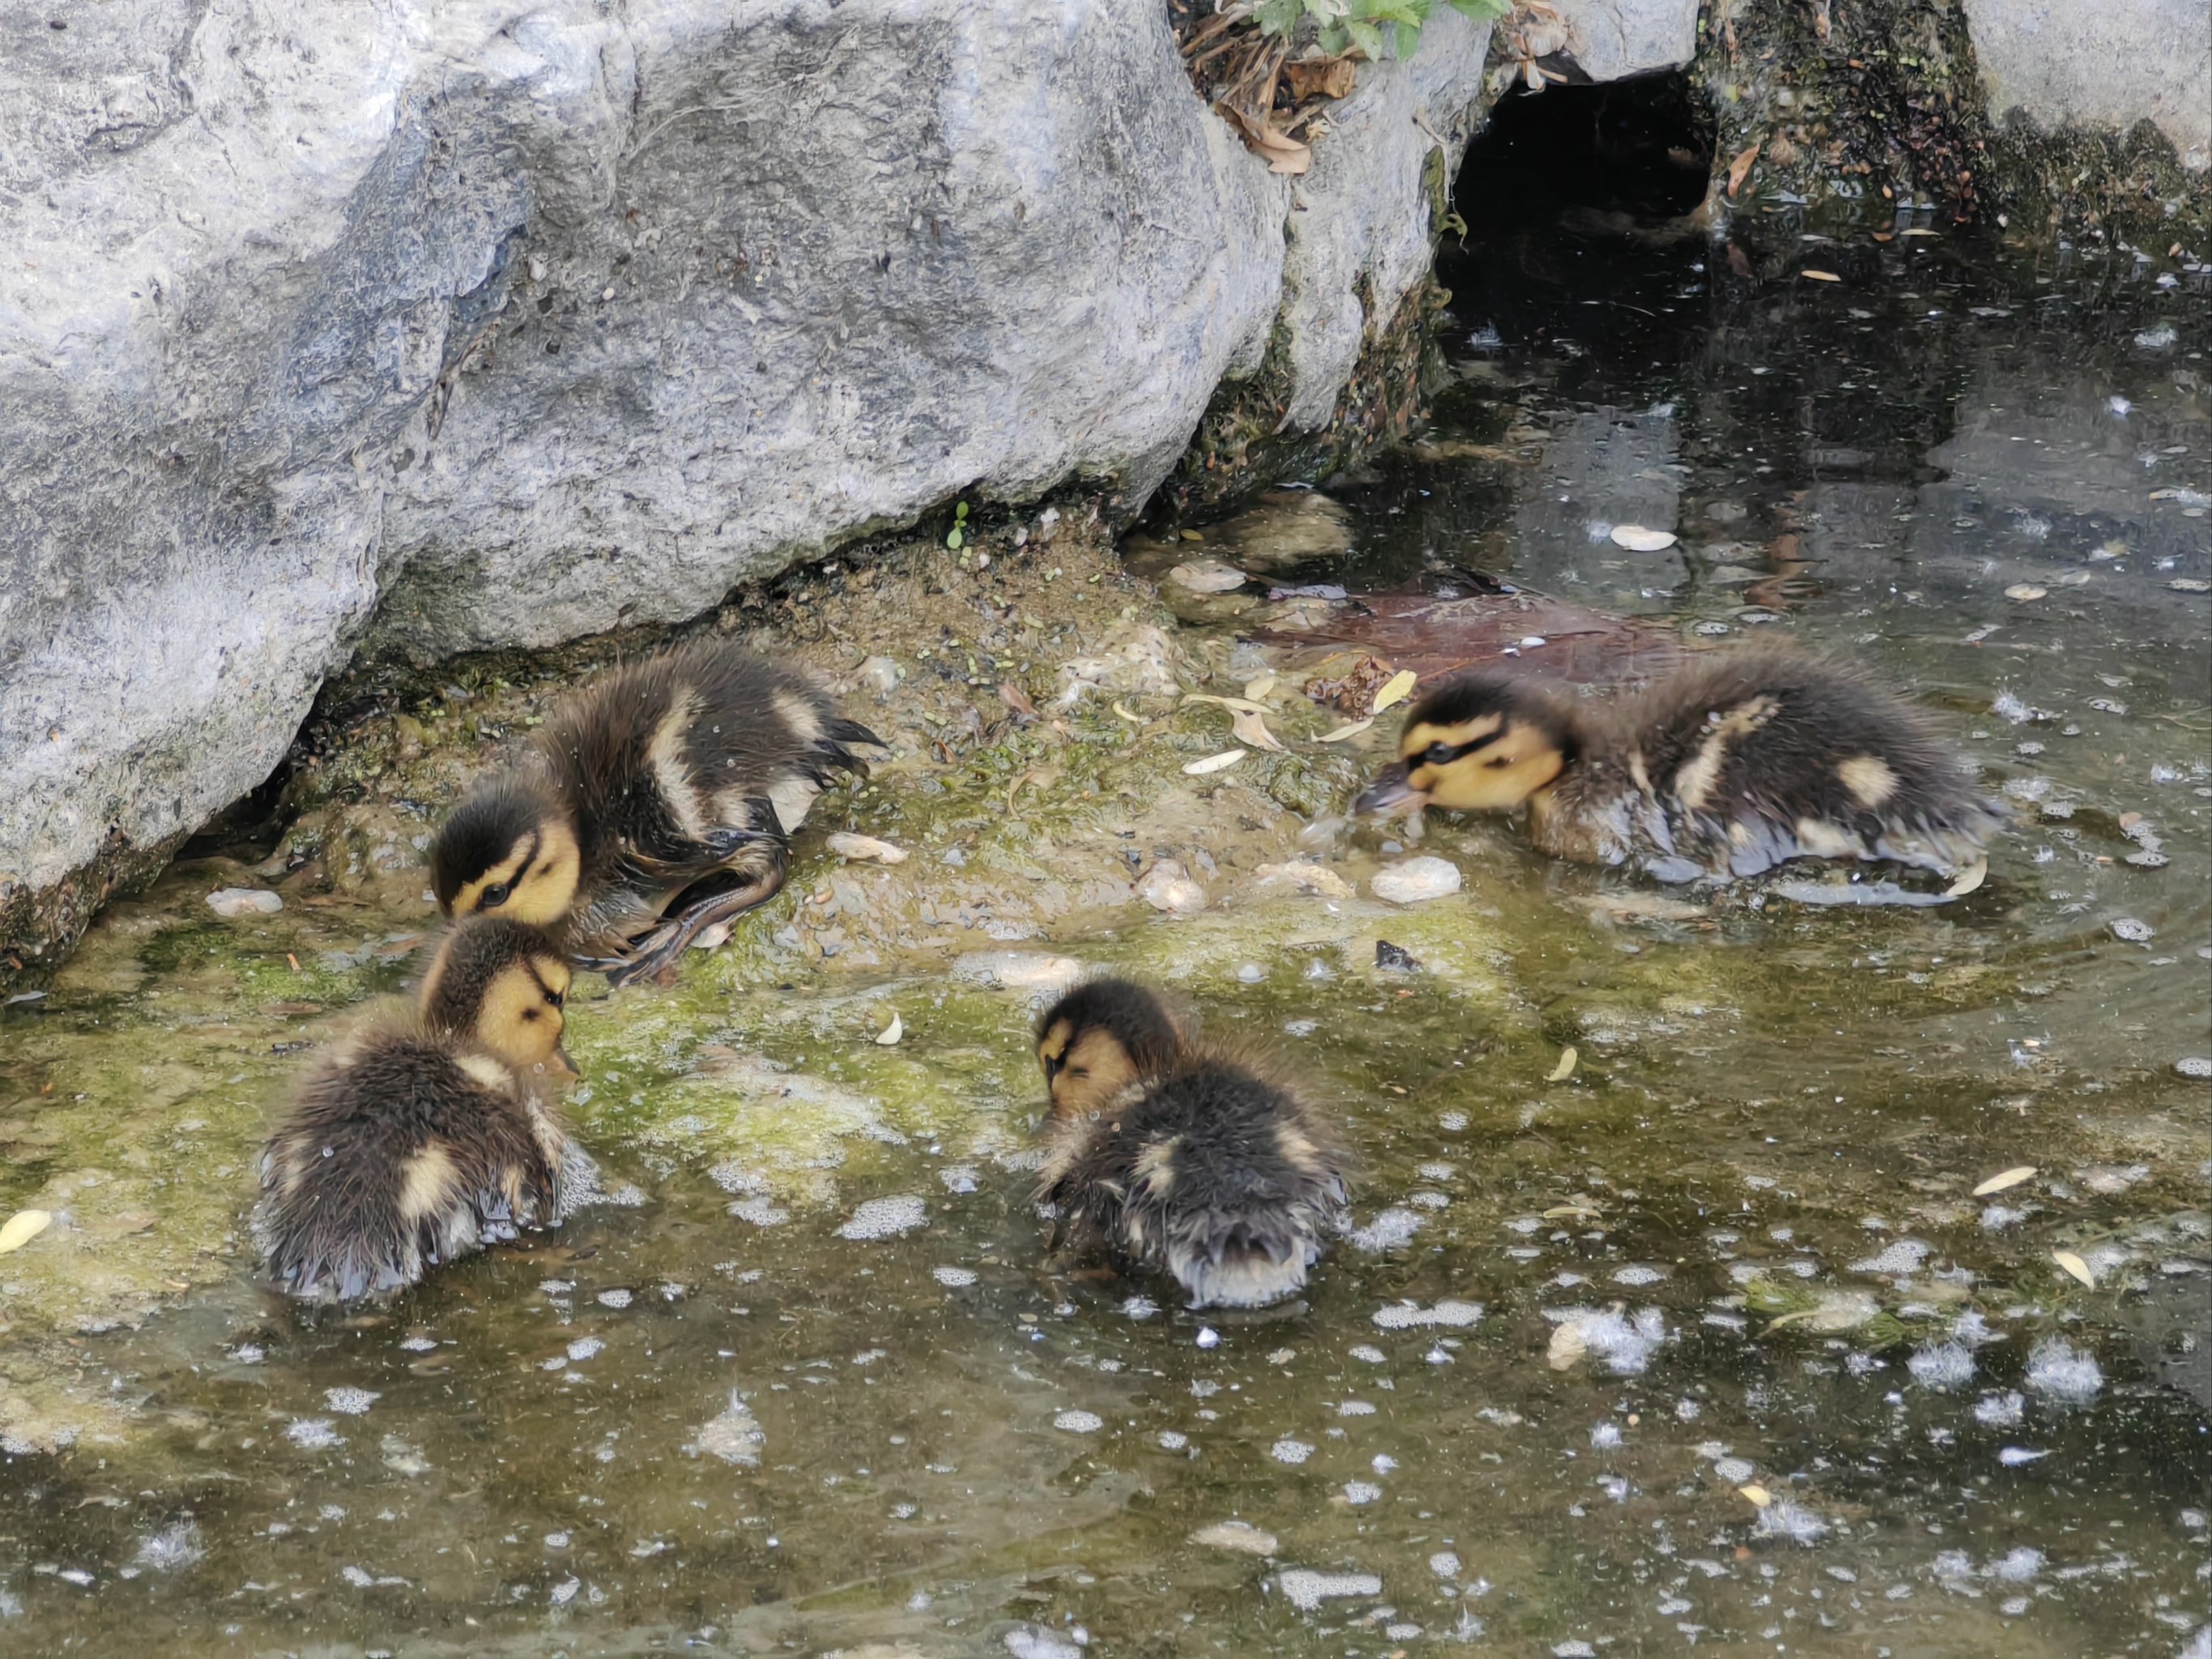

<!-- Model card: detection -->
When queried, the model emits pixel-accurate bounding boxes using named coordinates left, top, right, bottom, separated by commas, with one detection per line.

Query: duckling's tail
left=1167, top=1216, right=1323, bottom=1310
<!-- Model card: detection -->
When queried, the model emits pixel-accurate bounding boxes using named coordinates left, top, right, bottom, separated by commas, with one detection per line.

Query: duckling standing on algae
left=430, top=640, right=881, bottom=985
left=258, top=915, right=595, bottom=1303
left=1034, top=979, right=1349, bottom=1310
left=1355, top=645, right=2005, bottom=882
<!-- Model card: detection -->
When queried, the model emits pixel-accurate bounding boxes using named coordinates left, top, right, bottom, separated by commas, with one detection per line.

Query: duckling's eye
left=481, top=881, right=512, bottom=908
left=1424, top=742, right=1457, bottom=766
left=547, top=991, right=565, bottom=1010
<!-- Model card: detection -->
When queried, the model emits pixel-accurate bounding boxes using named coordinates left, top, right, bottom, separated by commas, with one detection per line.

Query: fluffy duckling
left=429, top=640, right=880, bottom=984
left=258, top=916, right=591, bottom=1303
left=1034, top=979, right=1348, bottom=1311
left=1356, top=645, right=2004, bottom=881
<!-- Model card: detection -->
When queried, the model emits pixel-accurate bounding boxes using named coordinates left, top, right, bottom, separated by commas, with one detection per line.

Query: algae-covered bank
left=2, top=207, right=2209, bottom=1653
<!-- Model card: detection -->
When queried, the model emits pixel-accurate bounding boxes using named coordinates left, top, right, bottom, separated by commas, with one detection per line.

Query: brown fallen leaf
left=0, top=1210, right=53, bottom=1254
left=1371, top=670, right=1420, bottom=712
left=1183, top=748, right=1247, bottom=776
left=2052, top=1249, right=2095, bottom=1288
left=1318, top=718, right=1374, bottom=743
left=1801, top=269, right=1841, bottom=283
left=1546, top=1320, right=1588, bottom=1371
left=1727, top=138, right=1763, bottom=199
left=1284, top=55, right=1358, bottom=100
left=1545, top=1045, right=1579, bottom=1082
left=1738, top=1483, right=1773, bottom=1508
left=1943, top=856, right=1988, bottom=898
left=1971, top=1166, right=2036, bottom=1197
left=999, top=680, right=1038, bottom=720
left=1220, top=104, right=1312, bottom=175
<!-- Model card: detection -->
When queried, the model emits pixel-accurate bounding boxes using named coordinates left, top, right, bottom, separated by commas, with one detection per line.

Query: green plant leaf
left=1255, top=0, right=1306, bottom=37
left=1447, top=0, right=1511, bottom=19
left=946, top=528, right=964, bottom=550
left=1344, top=16, right=1385, bottom=57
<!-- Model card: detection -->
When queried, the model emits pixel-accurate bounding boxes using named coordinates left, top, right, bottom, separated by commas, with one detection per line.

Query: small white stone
left=206, top=887, right=283, bottom=917
left=1136, top=859, right=1208, bottom=915
left=1370, top=856, right=1461, bottom=904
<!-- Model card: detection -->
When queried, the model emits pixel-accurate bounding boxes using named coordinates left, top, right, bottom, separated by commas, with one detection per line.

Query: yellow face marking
left=1042, top=1026, right=1142, bottom=1121
left=451, top=820, right=582, bottom=925
left=1411, top=716, right=1566, bottom=812
left=1397, top=713, right=1503, bottom=761
left=476, top=957, right=573, bottom=1077
left=1838, top=754, right=1899, bottom=808
left=398, top=1144, right=459, bottom=1222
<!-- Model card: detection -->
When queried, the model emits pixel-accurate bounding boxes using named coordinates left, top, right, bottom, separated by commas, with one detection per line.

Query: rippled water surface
left=2, top=221, right=2207, bottom=1656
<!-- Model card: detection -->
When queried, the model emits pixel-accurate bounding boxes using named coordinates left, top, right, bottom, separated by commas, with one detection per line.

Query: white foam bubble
left=322, top=1387, right=379, bottom=1416
left=1278, top=1568, right=1381, bottom=1612
left=1270, top=1438, right=1314, bottom=1465
left=286, top=1418, right=344, bottom=1449
left=931, top=1265, right=978, bottom=1287
left=1371, top=1299, right=1484, bottom=1330
left=1054, top=1410, right=1104, bottom=1435
left=837, top=1196, right=929, bottom=1240
left=1347, top=1208, right=1425, bottom=1253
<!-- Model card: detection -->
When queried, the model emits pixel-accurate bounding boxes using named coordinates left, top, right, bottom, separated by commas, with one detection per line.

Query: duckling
left=1355, top=644, right=2005, bottom=881
left=258, top=916, right=591, bottom=1303
left=429, top=640, right=881, bottom=985
left=1034, top=979, right=1348, bottom=1311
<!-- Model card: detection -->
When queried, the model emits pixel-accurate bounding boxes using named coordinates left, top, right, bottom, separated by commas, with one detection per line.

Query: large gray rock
left=0, top=1, right=1492, bottom=970
left=1964, top=0, right=2211, bottom=172
left=1549, top=0, right=1700, bottom=82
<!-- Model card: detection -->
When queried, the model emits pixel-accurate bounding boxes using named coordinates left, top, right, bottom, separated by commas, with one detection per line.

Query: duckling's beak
left=551, top=1041, right=582, bottom=1081
left=1354, top=760, right=1426, bottom=817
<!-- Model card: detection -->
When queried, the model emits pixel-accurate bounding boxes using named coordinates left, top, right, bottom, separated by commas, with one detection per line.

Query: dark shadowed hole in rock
left=1455, top=70, right=1715, bottom=232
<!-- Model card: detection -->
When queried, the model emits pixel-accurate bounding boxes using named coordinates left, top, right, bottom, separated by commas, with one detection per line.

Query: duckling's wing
left=1639, top=650, right=2002, bottom=876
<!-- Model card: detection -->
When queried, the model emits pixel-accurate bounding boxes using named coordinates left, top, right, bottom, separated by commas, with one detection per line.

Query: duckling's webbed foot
left=601, top=855, right=791, bottom=986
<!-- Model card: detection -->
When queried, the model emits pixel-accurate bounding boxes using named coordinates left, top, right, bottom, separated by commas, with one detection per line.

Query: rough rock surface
left=0, top=0, right=1492, bottom=975
left=1963, top=0, right=2211, bottom=172
left=1549, top=0, right=1700, bottom=82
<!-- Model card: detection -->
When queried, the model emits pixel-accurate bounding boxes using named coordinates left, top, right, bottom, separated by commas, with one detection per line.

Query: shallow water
left=2, top=224, right=2209, bottom=1657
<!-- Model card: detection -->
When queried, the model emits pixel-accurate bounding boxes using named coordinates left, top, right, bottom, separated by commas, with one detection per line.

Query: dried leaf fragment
left=1110, top=702, right=1146, bottom=724
left=1546, top=1320, right=1588, bottom=1371
left=1801, top=269, right=1841, bottom=283
left=0, top=1209, right=53, bottom=1255
left=1609, top=525, right=1679, bottom=552
left=1319, top=718, right=1375, bottom=743
left=1545, top=1045, right=1579, bottom=1082
left=2004, top=583, right=2048, bottom=602
left=1726, top=138, right=1762, bottom=198
left=1284, top=55, right=1359, bottom=101
left=1184, top=748, right=1248, bottom=776
left=2051, top=1249, right=2095, bottom=1288
left=876, top=1013, right=903, bottom=1047
left=1971, top=1165, right=2036, bottom=1197
left=1243, top=672, right=1279, bottom=701
left=1943, top=856, right=1988, bottom=898
left=1738, top=1483, right=1773, bottom=1508
left=1371, top=670, right=1420, bottom=713
left=1183, top=693, right=1272, bottom=715
left=826, top=832, right=910, bottom=865
left=1230, top=709, right=1286, bottom=753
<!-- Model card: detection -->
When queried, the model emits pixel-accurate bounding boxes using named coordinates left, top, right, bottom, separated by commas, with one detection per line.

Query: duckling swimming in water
left=1355, top=645, right=2004, bottom=881
left=429, top=640, right=881, bottom=985
left=1034, top=979, right=1348, bottom=1310
left=258, top=916, right=592, bottom=1303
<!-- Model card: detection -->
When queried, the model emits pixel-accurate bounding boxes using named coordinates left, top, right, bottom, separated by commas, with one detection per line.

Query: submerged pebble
left=1191, top=1520, right=1278, bottom=1555
left=205, top=887, right=283, bottom=918
left=1370, top=856, right=1463, bottom=904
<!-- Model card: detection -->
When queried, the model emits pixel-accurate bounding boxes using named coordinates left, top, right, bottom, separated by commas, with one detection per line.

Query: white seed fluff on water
left=2024, top=1337, right=2103, bottom=1403
left=322, top=1387, right=379, bottom=1415
left=1343, top=1481, right=1383, bottom=1505
left=836, top=1196, right=929, bottom=1240
left=1975, top=1390, right=2025, bottom=1428
left=1998, top=1446, right=2048, bottom=1465
left=134, top=1521, right=205, bottom=1573
left=1908, top=1342, right=1975, bottom=1389
left=1003, top=1629, right=1081, bottom=1659
left=1754, top=1499, right=1831, bottom=1544
left=287, top=1418, right=345, bottom=1449
left=931, top=1265, right=978, bottom=1287
left=1270, top=1438, right=1315, bottom=1465
left=1054, top=1410, right=1104, bottom=1434
left=1590, top=1422, right=1623, bottom=1449
left=1121, top=1294, right=1160, bottom=1320
left=686, top=1393, right=765, bottom=1466
left=1278, top=1569, right=1382, bottom=1612
left=566, top=1337, right=604, bottom=1362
